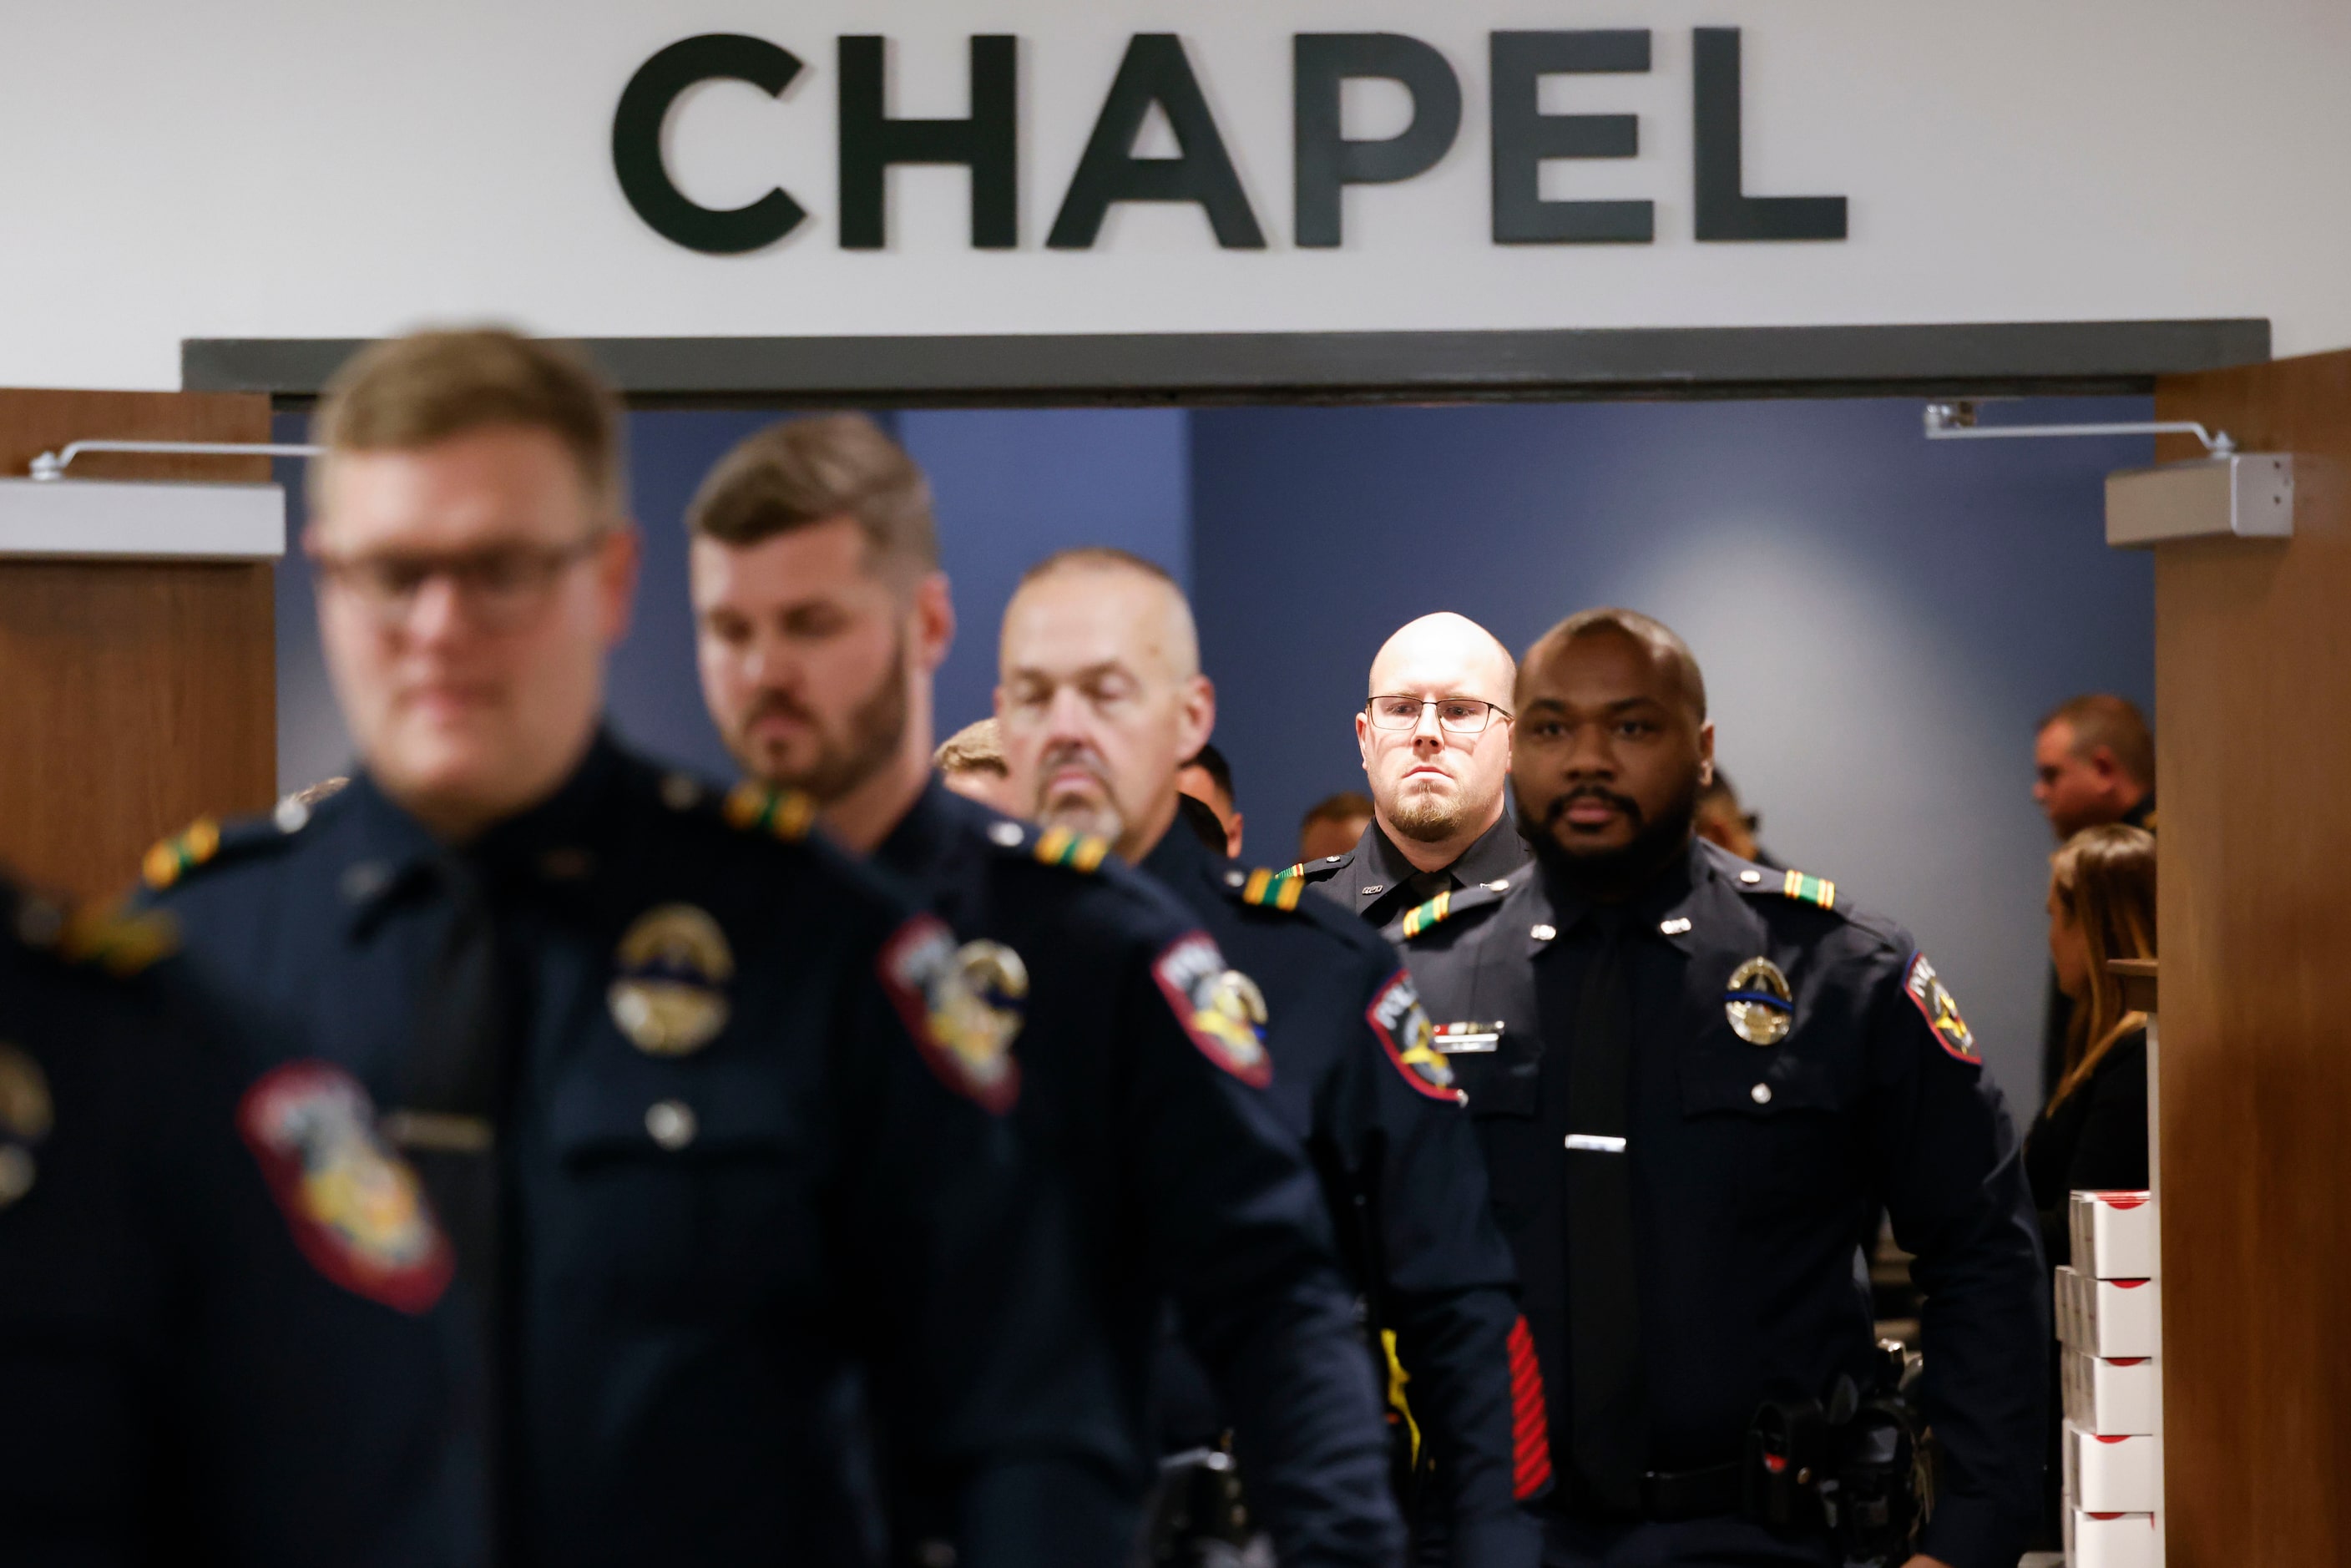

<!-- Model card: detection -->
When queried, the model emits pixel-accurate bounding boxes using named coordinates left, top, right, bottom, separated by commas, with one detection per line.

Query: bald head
left=996, top=548, right=1215, bottom=862
left=1368, top=612, right=1515, bottom=709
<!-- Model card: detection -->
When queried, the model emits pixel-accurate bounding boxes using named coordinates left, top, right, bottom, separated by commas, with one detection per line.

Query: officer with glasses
left=1285, top=613, right=1531, bottom=931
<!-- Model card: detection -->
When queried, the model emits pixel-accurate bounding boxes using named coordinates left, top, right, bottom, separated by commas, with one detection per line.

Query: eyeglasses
left=311, top=536, right=605, bottom=630
left=1364, top=695, right=1512, bottom=735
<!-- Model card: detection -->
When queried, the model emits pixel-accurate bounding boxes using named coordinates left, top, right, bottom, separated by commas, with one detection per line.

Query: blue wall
left=1188, top=398, right=2156, bottom=1104
left=276, top=396, right=2154, bottom=1104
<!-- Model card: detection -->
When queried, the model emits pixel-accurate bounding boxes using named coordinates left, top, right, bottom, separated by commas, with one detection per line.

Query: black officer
left=0, top=874, right=474, bottom=1565
left=1389, top=609, right=2045, bottom=1568
left=141, top=329, right=1014, bottom=1566
left=1282, top=612, right=1529, bottom=930
left=685, top=416, right=1404, bottom=1567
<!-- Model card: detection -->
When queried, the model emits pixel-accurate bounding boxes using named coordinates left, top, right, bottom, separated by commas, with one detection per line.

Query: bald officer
left=1292, top=615, right=1530, bottom=929
left=1389, top=609, right=2044, bottom=1568
left=998, top=549, right=1547, bottom=1565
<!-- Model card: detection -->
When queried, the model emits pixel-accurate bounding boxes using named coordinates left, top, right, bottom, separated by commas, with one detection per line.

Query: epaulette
left=1737, top=866, right=1838, bottom=912
left=9, top=883, right=179, bottom=977
left=1391, top=881, right=1509, bottom=941
left=1030, top=824, right=1112, bottom=873
left=1237, top=866, right=1306, bottom=912
left=720, top=782, right=817, bottom=842
left=140, top=812, right=298, bottom=891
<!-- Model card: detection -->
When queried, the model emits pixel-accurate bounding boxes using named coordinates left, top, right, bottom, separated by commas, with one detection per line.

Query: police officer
left=140, top=330, right=1014, bottom=1566
left=1285, top=614, right=1529, bottom=929
left=684, top=416, right=1402, bottom=1565
left=990, top=548, right=1548, bottom=1565
left=0, top=874, right=473, bottom=1565
left=1390, top=609, right=2045, bottom=1568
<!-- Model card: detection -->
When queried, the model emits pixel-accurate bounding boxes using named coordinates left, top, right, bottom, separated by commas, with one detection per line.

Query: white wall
left=3, top=1, right=2348, bottom=389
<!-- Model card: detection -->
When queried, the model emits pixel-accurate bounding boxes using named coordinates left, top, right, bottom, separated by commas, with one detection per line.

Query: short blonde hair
left=311, top=328, right=625, bottom=519
left=933, top=718, right=1007, bottom=777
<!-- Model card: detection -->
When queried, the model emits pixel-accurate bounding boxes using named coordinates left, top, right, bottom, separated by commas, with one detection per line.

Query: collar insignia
left=1241, top=866, right=1306, bottom=911
left=1033, top=824, right=1112, bottom=873
left=1725, top=956, right=1794, bottom=1045
left=608, top=903, right=735, bottom=1057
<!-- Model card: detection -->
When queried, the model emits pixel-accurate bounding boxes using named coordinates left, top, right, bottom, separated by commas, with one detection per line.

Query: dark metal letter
left=1691, top=28, right=1847, bottom=241
left=1047, top=35, right=1266, bottom=250
left=838, top=36, right=1018, bottom=250
left=1489, top=31, right=1652, bottom=245
left=612, top=34, right=807, bottom=255
left=1293, top=34, right=1464, bottom=248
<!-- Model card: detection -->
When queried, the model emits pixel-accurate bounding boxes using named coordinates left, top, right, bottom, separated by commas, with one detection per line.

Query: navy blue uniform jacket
left=1391, top=840, right=2045, bottom=1568
left=874, top=780, right=1403, bottom=1568
left=144, top=737, right=1012, bottom=1568
left=0, top=878, right=473, bottom=1566
left=1140, top=823, right=1547, bottom=1565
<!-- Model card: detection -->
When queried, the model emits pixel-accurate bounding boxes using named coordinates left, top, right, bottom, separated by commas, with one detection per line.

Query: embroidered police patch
left=608, top=904, right=735, bottom=1058
left=877, top=916, right=1024, bottom=1113
left=238, top=1061, right=453, bottom=1314
left=1724, top=956, right=1794, bottom=1046
left=1903, top=952, right=1979, bottom=1063
left=1366, top=969, right=1459, bottom=1102
left=1152, top=932, right=1273, bottom=1088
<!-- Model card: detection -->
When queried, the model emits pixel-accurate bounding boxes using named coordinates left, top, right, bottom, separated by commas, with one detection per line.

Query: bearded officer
left=0, top=874, right=473, bottom=1565
left=1286, top=614, right=1529, bottom=930
left=139, top=331, right=1012, bottom=1567
left=685, top=417, right=1400, bottom=1566
left=993, top=549, right=1551, bottom=1566
left=1389, top=609, right=2043, bottom=1568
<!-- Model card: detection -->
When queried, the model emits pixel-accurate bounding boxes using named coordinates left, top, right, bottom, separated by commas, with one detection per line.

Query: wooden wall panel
left=2152, top=350, right=2351, bottom=1564
left=0, top=389, right=275, bottom=902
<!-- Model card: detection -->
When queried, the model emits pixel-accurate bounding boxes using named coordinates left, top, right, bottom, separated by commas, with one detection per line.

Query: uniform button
left=274, top=796, right=311, bottom=834
left=1530, top=923, right=1557, bottom=941
left=1660, top=916, right=1692, bottom=935
left=645, top=1100, right=699, bottom=1151
left=1750, top=1082, right=1772, bottom=1105
left=1488, top=878, right=1511, bottom=892
left=1225, top=869, right=1246, bottom=888
left=338, top=861, right=391, bottom=905
left=1740, top=869, right=1763, bottom=885
left=1324, top=856, right=1344, bottom=863
left=988, top=821, right=1024, bottom=847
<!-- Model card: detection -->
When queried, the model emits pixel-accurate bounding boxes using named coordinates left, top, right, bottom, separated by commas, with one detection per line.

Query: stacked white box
left=2070, top=1191, right=2159, bottom=1280
left=2065, top=1507, right=2162, bottom=1568
left=2055, top=1267, right=2159, bottom=1358
left=2063, top=1348, right=2161, bottom=1434
left=2064, top=1422, right=2163, bottom=1511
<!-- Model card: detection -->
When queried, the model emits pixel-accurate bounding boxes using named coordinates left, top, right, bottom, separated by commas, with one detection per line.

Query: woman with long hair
left=2025, top=822, right=2156, bottom=1265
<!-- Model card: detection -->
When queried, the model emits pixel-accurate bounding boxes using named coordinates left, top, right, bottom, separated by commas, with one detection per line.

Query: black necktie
left=403, top=853, right=511, bottom=1549
left=1403, top=867, right=1454, bottom=906
left=1564, top=908, right=1645, bottom=1510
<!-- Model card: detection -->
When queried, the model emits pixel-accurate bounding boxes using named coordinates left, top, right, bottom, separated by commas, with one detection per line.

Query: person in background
left=999, top=549, right=1545, bottom=1566
left=1691, top=770, right=1782, bottom=870
left=1176, top=741, right=1244, bottom=857
left=685, top=417, right=1403, bottom=1566
left=2024, top=825, right=2154, bottom=1266
left=1288, top=613, right=1529, bottom=928
left=1299, top=791, right=1374, bottom=865
left=2030, top=697, right=2155, bottom=1103
left=934, top=717, right=1015, bottom=810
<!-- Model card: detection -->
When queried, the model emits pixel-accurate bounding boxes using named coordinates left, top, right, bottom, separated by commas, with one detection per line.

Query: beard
left=733, top=635, right=908, bottom=805
left=1525, top=771, right=1701, bottom=896
left=1030, top=741, right=1127, bottom=846
left=1384, top=771, right=1492, bottom=844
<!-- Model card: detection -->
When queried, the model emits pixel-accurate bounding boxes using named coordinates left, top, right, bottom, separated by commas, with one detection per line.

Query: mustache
left=1034, top=741, right=1110, bottom=802
left=740, top=689, right=815, bottom=731
left=1544, top=784, right=1643, bottom=828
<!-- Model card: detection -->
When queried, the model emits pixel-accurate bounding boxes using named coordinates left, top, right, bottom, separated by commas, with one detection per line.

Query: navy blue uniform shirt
left=143, top=736, right=1012, bottom=1568
left=1141, top=825, right=1548, bottom=1567
left=0, top=878, right=473, bottom=1566
left=873, top=779, right=1403, bottom=1568
left=1391, top=841, right=2045, bottom=1568
left=1293, top=814, right=1531, bottom=933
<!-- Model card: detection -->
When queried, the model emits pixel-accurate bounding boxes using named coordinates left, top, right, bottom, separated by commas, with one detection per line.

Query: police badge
left=1367, top=971, right=1459, bottom=1101
left=608, top=904, right=735, bottom=1057
left=877, top=917, right=1024, bottom=1113
left=1724, top=956, right=1794, bottom=1046
left=1151, top=933, right=1273, bottom=1088
left=238, top=1060, right=453, bottom=1313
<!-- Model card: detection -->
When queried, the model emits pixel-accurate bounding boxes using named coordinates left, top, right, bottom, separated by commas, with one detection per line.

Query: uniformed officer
left=1285, top=614, right=1529, bottom=929
left=0, top=873, right=473, bottom=1565
left=1390, top=609, right=2045, bottom=1568
left=684, top=415, right=1402, bottom=1565
left=139, top=330, right=1015, bottom=1567
left=988, top=548, right=1550, bottom=1565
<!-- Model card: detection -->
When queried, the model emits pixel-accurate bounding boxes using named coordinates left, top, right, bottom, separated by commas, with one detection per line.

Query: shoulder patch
left=238, top=1061, right=454, bottom=1314
left=1151, top=932, right=1274, bottom=1088
left=1741, top=867, right=1838, bottom=910
left=56, top=905, right=180, bottom=977
left=1032, top=824, right=1112, bottom=873
left=1390, top=881, right=1508, bottom=943
left=1366, top=969, right=1460, bottom=1103
left=1902, top=951, right=1979, bottom=1065
left=876, top=915, right=1024, bottom=1114
left=1239, top=866, right=1307, bottom=912
left=721, top=782, right=817, bottom=842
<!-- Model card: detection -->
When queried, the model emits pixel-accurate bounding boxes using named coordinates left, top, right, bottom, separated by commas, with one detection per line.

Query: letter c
left=613, top=34, right=807, bottom=255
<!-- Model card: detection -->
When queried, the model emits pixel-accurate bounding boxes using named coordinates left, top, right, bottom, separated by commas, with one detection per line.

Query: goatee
left=1526, top=774, right=1701, bottom=899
